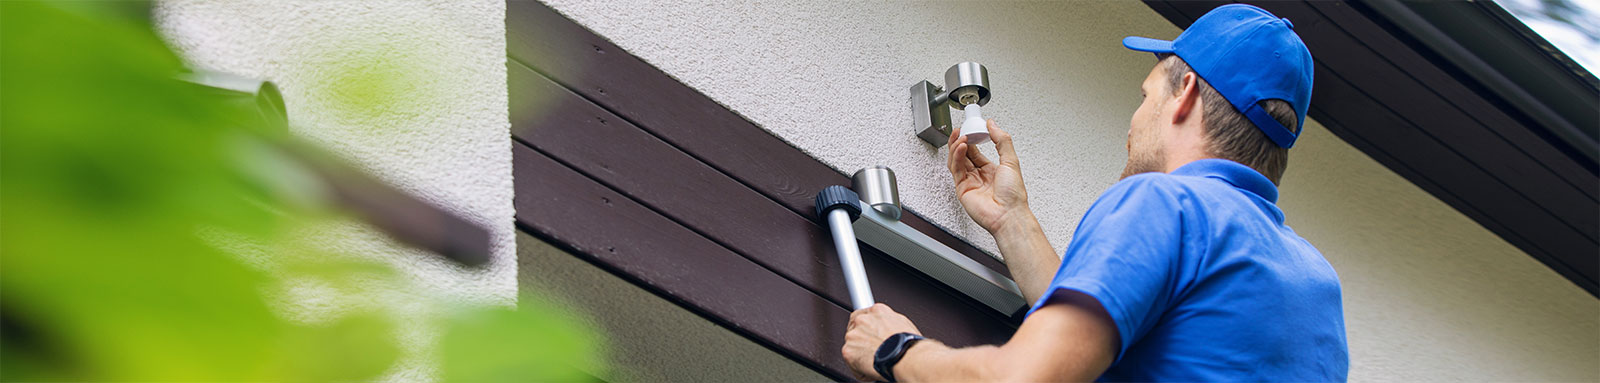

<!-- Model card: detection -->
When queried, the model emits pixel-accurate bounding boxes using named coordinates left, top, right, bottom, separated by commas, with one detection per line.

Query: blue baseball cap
left=1122, top=4, right=1313, bottom=148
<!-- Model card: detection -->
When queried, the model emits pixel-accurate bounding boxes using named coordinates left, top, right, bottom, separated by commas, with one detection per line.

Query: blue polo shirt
left=1027, top=159, right=1347, bottom=382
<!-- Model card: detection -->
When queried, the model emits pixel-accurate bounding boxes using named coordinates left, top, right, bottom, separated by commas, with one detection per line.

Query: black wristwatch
left=873, top=332, right=925, bottom=382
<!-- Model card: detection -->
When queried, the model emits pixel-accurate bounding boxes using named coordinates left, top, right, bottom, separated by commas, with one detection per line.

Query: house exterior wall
left=154, top=1, right=514, bottom=380
left=540, top=1, right=1599, bottom=381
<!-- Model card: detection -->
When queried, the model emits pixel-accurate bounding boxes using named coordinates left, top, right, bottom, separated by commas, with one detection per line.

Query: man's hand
left=947, top=120, right=1030, bottom=235
left=948, top=120, right=1058, bottom=304
left=838, top=297, right=1118, bottom=383
left=842, top=304, right=921, bottom=382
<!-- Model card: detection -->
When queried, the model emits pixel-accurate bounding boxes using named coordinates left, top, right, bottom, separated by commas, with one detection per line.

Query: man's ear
left=1170, top=72, right=1202, bottom=125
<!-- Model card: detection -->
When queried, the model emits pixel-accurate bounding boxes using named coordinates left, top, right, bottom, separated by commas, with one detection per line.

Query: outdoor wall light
left=911, top=62, right=992, bottom=147
left=816, top=165, right=1027, bottom=317
left=852, top=166, right=901, bottom=221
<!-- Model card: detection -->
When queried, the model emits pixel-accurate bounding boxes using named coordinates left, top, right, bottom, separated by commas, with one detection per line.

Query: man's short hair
left=1160, top=54, right=1299, bottom=184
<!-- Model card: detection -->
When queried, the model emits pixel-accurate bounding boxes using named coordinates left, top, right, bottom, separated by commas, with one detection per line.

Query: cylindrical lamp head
left=944, top=62, right=990, bottom=109
left=851, top=166, right=901, bottom=221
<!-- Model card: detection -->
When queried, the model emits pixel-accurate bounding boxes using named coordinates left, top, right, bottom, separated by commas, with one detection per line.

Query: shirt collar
left=1172, top=158, right=1279, bottom=203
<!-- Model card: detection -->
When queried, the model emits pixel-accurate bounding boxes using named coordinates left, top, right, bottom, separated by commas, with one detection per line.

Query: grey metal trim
left=852, top=201, right=1027, bottom=316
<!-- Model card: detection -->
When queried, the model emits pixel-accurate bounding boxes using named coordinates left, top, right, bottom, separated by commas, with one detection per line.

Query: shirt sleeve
left=1025, top=173, right=1188, bottom=363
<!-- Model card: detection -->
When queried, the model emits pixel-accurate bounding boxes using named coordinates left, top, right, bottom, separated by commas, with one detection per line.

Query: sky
left=1497, top=0, right=1600, bottom=77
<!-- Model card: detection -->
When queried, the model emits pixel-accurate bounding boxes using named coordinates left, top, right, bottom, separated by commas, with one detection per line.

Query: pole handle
left=816, top=186, right=874, bottom=310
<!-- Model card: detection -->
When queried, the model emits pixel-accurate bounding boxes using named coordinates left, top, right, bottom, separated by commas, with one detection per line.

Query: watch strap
left=873, top=332, right=925, bottom=382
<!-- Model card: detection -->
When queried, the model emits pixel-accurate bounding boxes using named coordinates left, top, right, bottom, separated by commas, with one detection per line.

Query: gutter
left=1359, top=0, right=1600, bottom=167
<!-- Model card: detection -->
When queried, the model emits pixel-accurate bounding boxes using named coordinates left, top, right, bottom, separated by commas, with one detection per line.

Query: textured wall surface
left=155, top=1, right=513, bottom=380
left=1283, top=123, right=1599, bottom=381
left=542, top=1, right=1598, bottom=381
left=540, top=0, right=1173, bottom=256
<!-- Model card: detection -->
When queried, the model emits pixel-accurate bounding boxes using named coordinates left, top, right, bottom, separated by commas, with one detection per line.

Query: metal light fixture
left=911, top=62, right=993, bottom=147
left=815, top=165, right=1027, bottom=317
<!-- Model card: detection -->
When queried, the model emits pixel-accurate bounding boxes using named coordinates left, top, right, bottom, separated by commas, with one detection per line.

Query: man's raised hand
left=947, top=120, right=1031, bottom=236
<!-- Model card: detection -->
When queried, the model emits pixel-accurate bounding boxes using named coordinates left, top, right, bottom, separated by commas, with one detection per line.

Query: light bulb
left=960, top=104, right=990, bottom=145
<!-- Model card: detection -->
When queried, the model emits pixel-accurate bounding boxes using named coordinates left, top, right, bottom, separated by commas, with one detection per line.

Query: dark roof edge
left=1473, top=0, right=1600, bottom=91
left=1357, top=0, right=1600, bottom=167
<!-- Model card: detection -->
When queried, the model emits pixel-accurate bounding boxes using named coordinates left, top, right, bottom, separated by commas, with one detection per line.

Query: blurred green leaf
left=440, top=295, right=607, bottom=382
left=2, top=2, right=291, bottom=380
left=1, top=1, right=603, bottom=381
left=278, top=312, right=401, bottom=381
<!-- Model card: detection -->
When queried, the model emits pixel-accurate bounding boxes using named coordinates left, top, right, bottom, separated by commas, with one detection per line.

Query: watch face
left=874, top=333, right=922, bottom=383
left=875, top=333, right=904, bottom=361
left=873, top=333, right=907, bottom=382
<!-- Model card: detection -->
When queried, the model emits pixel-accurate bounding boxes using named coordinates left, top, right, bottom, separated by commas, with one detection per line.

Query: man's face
left=1123, top=61, right=1170, bottom=179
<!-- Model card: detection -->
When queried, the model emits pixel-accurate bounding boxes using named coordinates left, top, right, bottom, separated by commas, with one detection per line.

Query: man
left=841, top=4, right=1348, bottom=382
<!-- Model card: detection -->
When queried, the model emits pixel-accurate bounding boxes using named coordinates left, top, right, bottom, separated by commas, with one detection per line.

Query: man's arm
left=989, top=209, right=1059, bottom=305
left=843, top=292, right=1118, bottom=382
left=945, top=123, right=1059, bottom=303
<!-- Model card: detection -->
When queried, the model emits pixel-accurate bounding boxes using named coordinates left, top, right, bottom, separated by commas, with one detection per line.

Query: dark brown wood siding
left=507, top=2, right=1019, bottom=379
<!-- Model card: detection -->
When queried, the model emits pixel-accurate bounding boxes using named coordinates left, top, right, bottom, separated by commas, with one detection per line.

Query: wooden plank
left=508, top=62, right=1019, bottom=341
left=505, top=0, right=1012, bottom=276
left=511, top=143, right=855, bottom=380
left=508, top=62, right=849, bottom=306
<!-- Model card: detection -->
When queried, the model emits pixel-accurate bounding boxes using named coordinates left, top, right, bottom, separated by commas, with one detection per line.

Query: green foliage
left=440, top=297, right=606, bottom=382
left=0, top=2, right=602, bottom=381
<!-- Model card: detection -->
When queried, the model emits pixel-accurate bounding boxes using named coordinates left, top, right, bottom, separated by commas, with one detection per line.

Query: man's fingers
left=966, top=139, right=993, bottom=168
left=989, top=120, right=1020, bottom=168
left=940, top=132, right=966, bottom=173
left=947, top=135, right=966, bottom=175
left=849, top=304, right=891, bottom=322
left=950, top=140, right=976, bottom=185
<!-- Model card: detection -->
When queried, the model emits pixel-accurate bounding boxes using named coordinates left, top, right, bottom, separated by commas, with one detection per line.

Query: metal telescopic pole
left=815, top=185, right=875, bottom=311
left=827, top=208, right=875, bottom=310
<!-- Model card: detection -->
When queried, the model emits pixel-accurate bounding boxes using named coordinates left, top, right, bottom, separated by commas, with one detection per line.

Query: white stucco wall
left=541, top=1, right=1599, bottom=381
left=155, top=1, right=513, bottom=381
